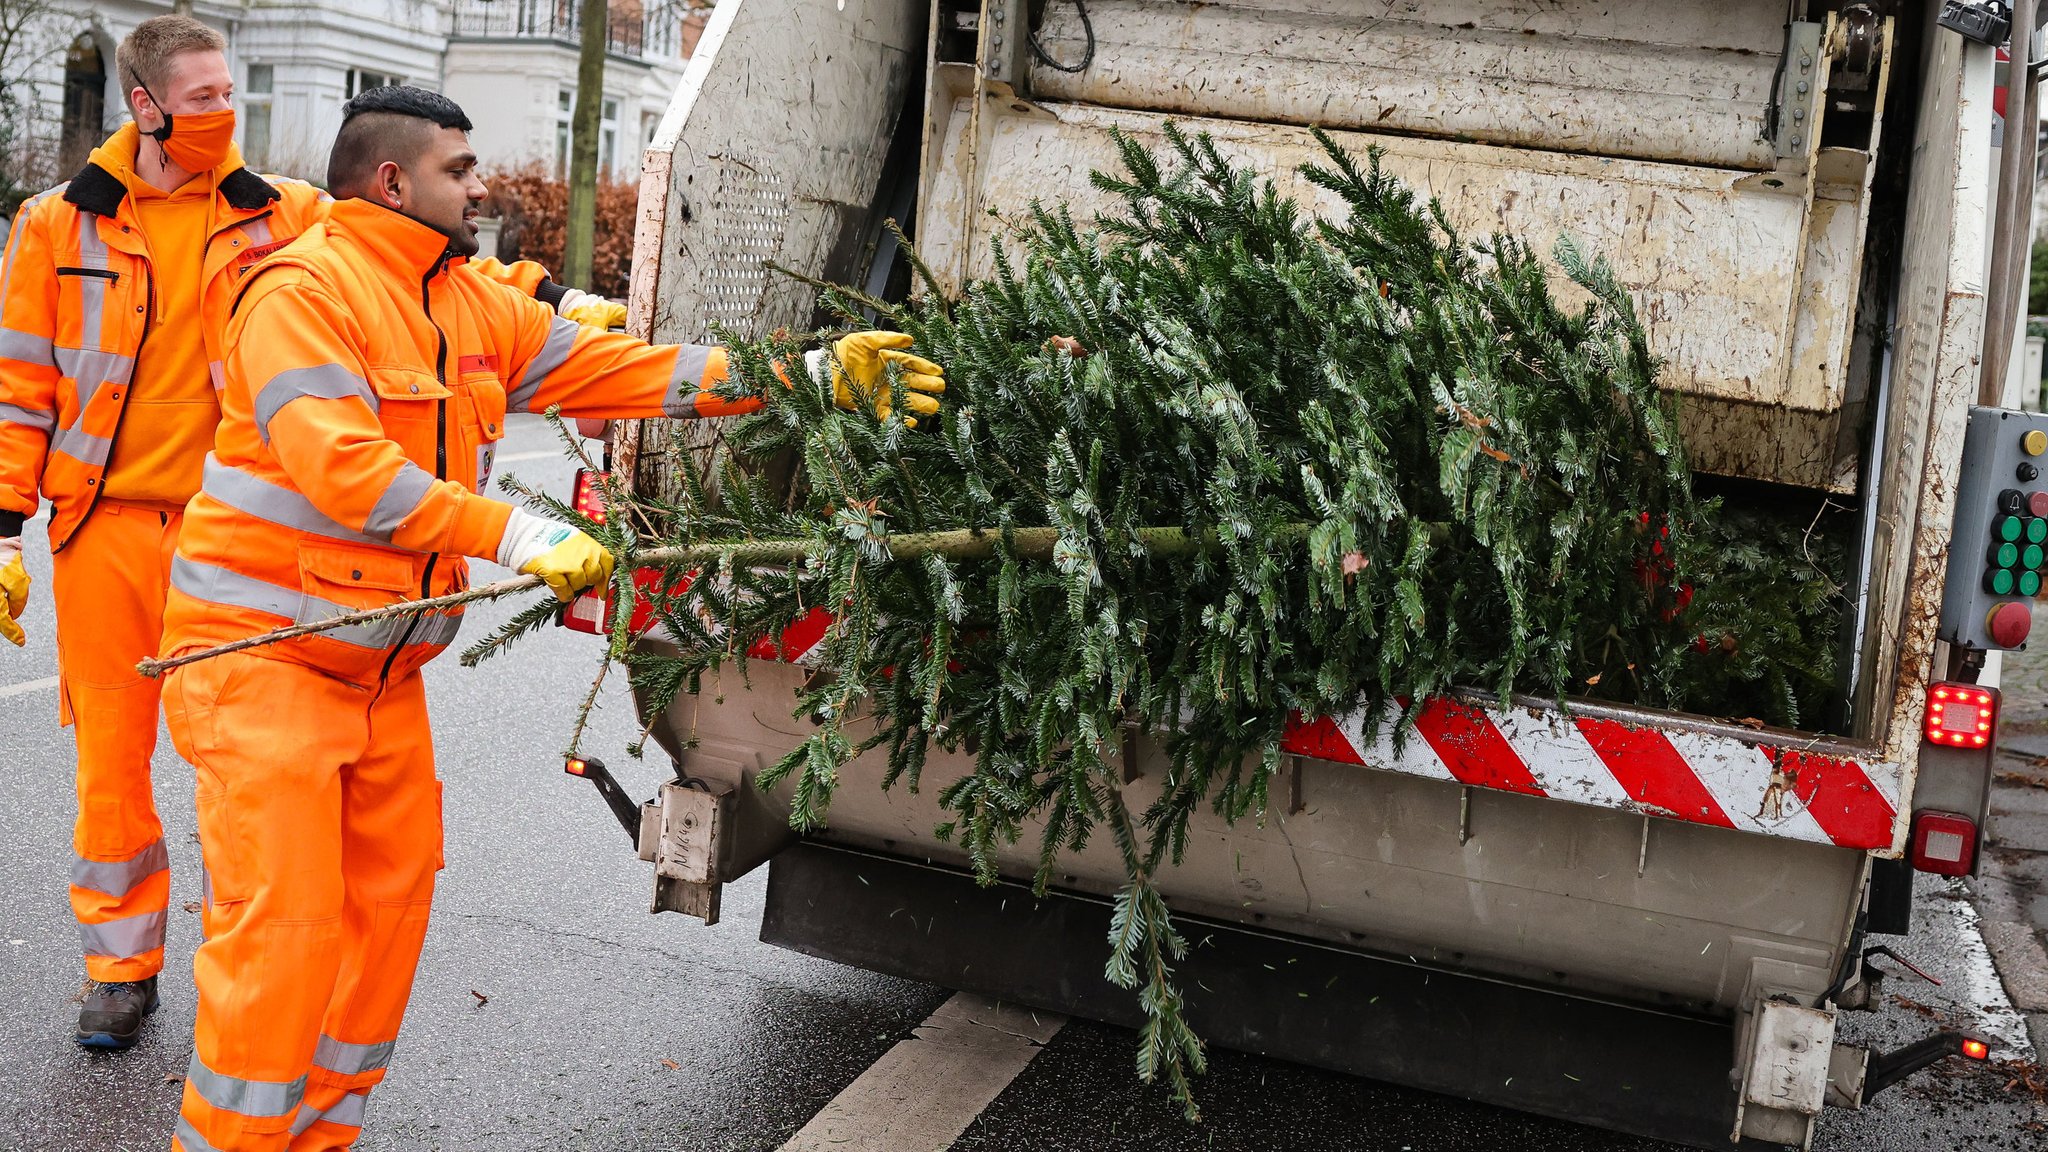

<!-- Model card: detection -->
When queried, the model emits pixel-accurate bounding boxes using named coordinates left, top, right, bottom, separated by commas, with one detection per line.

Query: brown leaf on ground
left=1993, top=769, right=2048, bottom=791
left=1735, top=716, right=1766, bottom=730
left=660, top=1058, right=681, bottom=1071
left=182, top=902, right=202, bottom=914
left=163, top=1072, right=183, bottom=1085
left=469, top=989, right=489, bottom=1007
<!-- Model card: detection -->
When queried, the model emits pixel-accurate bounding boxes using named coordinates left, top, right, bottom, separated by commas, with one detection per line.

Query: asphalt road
left=0, top=414, right=2042, bottom=1151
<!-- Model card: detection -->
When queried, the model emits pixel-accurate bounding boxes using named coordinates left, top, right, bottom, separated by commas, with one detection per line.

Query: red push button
left=1987, top=602, right=2033, bottom=648
left=2031, top=490, right=2048, bottom=518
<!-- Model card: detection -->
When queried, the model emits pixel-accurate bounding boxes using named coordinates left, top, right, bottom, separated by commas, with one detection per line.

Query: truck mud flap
left=763, top=841, right=1780, bottom=1150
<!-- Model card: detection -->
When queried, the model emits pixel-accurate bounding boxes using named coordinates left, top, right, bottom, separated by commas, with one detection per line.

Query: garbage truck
left=554, top=1, right=2045, bottom=1146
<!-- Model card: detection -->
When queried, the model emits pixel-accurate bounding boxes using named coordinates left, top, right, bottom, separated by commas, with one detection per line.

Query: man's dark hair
left=326, top=86, right=475, bottom=197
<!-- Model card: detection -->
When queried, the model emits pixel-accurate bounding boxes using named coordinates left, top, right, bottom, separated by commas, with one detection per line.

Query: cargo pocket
left=462, top=378, right=507, bottom=495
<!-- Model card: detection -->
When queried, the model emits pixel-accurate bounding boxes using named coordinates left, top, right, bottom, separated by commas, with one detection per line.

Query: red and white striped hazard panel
left=574, top=575, right=1902, bottom=851
left=1282, top=699, right=1900, bottom=849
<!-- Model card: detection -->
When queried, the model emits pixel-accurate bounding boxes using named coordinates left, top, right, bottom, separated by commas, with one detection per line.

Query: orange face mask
left=144, top=99, right=235, bottom=175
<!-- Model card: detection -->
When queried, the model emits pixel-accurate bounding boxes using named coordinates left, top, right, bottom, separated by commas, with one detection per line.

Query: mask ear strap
left=136, top=77, right=173, bottom=143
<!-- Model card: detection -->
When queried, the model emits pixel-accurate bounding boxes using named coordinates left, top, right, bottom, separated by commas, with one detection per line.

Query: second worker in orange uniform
left=157, top=85, right=944, bottom=1151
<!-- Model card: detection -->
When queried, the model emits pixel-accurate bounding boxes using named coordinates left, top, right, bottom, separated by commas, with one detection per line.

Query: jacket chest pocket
left=298, top=543, right=417, bottom=649
left=459, top=374, right=508, bottom=494
left=366, top=366, right=453, bottom=468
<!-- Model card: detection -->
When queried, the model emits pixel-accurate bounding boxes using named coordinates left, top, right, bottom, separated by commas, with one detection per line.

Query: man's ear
left=375, top=160, right=405, bottom=210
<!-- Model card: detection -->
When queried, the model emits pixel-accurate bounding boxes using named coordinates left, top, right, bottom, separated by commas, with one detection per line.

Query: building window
left=642, top=110, right=659, bottom=148
left=554, top=88, right=572, bottom=181
left=347, top=69, right=402, bottom=98
left=600, top=98, right=618, bottom=177
left=243, top=63, right=274, bottom=170
left=60, top=34, right=106, bottom=176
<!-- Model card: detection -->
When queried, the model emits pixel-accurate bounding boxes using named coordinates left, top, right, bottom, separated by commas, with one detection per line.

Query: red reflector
left=565, top=758, right=589, bottom=777
left=1909, top=811, right=1978, bottom=876
left=1962, top=1038, right=1990, bottom=1060
left=561, top=588, right=608, bottom=635
left=1924, top=683, right=1997, bottom=747
left=572, top=468, right=607, bottom=525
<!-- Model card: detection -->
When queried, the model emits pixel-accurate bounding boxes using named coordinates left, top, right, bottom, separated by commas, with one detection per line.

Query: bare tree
left=0, top=0, right=83, bottom=216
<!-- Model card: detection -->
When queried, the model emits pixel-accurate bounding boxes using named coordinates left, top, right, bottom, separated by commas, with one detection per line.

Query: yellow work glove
left=0, top=537, right=25, bottom=646
left=497, top=510, right=615, bottom=603
left=565, top=300, right=628, bottom=331
left=821, top=331, right=945, bottom=427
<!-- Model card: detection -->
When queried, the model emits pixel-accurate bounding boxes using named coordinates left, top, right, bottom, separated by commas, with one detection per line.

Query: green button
left=2030, top=517, right=2048, bottom=544
left=1989, top=568, right=2017, bottom=595
left=1999, top=515, right=2025, bottom=542
left=2028, top=544, right=2046, bottom=570
left=1995, top=541, right=2022, bottom=568
left=2024, top=571, right=2044, bottom=597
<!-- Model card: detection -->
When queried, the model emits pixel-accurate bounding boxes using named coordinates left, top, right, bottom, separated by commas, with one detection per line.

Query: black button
left=2020, top=462, right=2041, bottom=482
left=351, top=569, right=363, bottom=580
left=1998, top=489, right=2024, bottom=515
left=86, top=478, right=95, bottom=485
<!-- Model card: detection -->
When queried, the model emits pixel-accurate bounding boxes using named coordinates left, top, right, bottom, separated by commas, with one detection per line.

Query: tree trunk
left=563, top=0, right=610, bottom=290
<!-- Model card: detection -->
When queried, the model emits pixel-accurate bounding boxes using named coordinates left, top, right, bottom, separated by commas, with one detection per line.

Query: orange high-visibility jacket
left=162, top=198, right=756, bottom=686
left=0, top=125, right=561, bottom=550
left=0, top=129, right=336, bottom=549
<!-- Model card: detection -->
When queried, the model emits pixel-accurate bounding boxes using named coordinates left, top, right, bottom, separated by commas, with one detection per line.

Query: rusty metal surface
left=1858, top=20, right=1994, bottom=848
left=1031, top=0, right=1787, bottom=171
left=916, top=97, right=1874, bottom=485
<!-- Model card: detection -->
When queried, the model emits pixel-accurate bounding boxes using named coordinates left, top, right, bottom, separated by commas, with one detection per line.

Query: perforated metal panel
left=698, top=160, right=791, bottom=341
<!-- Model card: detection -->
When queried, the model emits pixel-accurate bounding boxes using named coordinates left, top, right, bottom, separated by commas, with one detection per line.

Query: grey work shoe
left=76, top=976, right=159, bottom=1050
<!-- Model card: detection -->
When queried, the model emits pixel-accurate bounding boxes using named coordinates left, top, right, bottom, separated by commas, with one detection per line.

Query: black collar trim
left=61, top=162, right=281, bottom=218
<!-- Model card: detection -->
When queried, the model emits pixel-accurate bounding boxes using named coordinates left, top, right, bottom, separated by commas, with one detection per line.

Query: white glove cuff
left=497, top=507, right=575, bottom=570
left=803, top=347, right=832, bottom=389
left=554, top=286, right=602, bottom=317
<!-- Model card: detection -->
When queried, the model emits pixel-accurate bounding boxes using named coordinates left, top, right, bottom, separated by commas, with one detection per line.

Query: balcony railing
left=450, top=0, right=666, bottom=59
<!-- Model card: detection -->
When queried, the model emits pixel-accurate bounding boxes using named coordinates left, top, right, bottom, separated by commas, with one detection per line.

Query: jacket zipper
left=61, top=244, right=152, bottom=554
left=378, top=260, right=454, bottom=686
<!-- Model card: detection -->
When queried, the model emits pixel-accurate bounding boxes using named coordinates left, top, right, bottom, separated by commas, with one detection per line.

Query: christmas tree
left=479, top=124, right=1850, bottom=1116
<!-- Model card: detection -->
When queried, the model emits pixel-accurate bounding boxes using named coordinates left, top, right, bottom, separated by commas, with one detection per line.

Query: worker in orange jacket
left=157, top=85, right=942, bottom=1150
left=0, top=16, right=625, bottom=1052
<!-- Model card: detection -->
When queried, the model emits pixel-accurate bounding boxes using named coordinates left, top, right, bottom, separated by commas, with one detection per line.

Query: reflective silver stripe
left=0, top=401, right=55, bottom=434
left=51, top=425, right=111, bottom=466
left=185, top=1054, right=306, bottom=1119
left=313, top=1034, right=394, bottom=1076
left=253, top=365, right=376, bottom=443
left=290, top=1089, right=369, bottom=1135
left=76, top=214, right=108, bottom=349
left=362, top=462, right=435, bottom=540
left=0, top=326, right=54, bottom=367
left=240, top=218, right=274, bottom=247
left=53, top=346, right=135, bottom=406
left=175, top=1115, right=228, bottom=1152
left=169, top=557, right=462, bottom=651
left=408, top=609, right=464, bottom=649
left=78, top=909, right=166, bottom=959
left=507, top=315, right=580, bottom=410
left=70, top=838, right=169, bottom=898
left=0, top=185, right=66, bottom=310
left=200, top=454, right=379, bottom=545
left=208, top=359, right=224, bottom=392
left=661, top=344, right=717, bottom=418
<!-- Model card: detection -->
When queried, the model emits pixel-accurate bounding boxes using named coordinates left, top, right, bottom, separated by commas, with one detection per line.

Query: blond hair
left=115, top=15, right=227, bottom=116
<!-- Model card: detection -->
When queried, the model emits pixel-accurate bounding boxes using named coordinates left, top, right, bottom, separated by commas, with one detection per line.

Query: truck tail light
left=1909, top=811, right=1978, bottom=876
left=1961, top=1038, right=1990, bottom=1061
left=572, top=468, right=607, bottom=525
left=1924, top=683, right=1997, bottom=748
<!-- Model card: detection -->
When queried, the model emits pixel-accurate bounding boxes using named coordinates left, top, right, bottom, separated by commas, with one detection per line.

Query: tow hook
left=1829, top=1031, right=1993, bottom=1107
left=564, top=756, right=643, bottom=846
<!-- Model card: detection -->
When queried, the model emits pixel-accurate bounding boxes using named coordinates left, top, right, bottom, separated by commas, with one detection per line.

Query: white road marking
left=778, top=992, right=1065, bottom=1152
left=0, top=675, right=59, bottom=699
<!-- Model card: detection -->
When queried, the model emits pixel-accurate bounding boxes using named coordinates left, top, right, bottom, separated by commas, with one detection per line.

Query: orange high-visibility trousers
left=163, top=651, right=442, bottom=1152
left=51, top=500, right=180, bottom=982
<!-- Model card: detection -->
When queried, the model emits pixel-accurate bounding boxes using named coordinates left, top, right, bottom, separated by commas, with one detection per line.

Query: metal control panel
left=1939, top=407, right=2048, bottom=651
